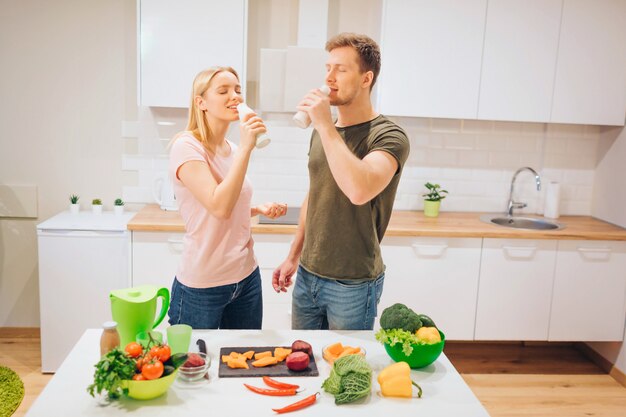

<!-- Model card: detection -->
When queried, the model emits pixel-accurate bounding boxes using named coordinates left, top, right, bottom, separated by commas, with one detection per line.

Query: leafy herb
left=375, top=328, right=423, bottom=356
left=321, top=354, right=372, bottom=405
left=87, top=348, right=136, bottom=400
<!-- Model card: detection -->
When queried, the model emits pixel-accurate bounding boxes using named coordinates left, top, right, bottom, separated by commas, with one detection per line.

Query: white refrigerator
left=37, top=210, right=134, bottom=372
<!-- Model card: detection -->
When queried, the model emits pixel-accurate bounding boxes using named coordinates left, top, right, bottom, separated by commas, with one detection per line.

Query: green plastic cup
left=166, top=324, right=192, bottom=354
left=135, top=330, right=163, bottom=349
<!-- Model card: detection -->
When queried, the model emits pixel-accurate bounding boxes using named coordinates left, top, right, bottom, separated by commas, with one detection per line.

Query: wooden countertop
left=127, top=204, right=626, bottom=240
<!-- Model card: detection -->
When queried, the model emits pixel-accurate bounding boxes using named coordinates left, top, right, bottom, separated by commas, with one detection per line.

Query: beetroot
left=286, top=351, right=310, bottom=371
left=183, top=353, right=205, bottom=367
left=291, top=340, right=313, bottom=357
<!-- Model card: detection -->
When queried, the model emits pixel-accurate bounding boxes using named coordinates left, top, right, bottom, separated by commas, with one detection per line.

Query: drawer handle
left=502, top=245, right=537, bottom=259
left=577, top=247, right=611, bottom=261
left=167, top=237, right=184, bottom=253
left=411, top=243, right=448, bottom=258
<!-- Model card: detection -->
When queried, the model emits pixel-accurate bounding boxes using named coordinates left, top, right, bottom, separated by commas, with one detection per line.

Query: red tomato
left=142, top=360, right=164, bottom=380
left=125, top=342, right=143, bottom=358
left=132, top=373, right=146, bottom=381
left=149, top=345, right=171, bottom=362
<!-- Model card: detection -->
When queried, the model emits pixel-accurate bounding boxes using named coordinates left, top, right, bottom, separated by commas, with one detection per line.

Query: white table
left=26, top=329, right=490, bottom=416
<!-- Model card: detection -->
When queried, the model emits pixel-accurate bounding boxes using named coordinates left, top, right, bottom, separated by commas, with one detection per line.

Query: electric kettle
left=153, top=176, right=178, bottom=211
left=110, top=285, right=170, bottom=347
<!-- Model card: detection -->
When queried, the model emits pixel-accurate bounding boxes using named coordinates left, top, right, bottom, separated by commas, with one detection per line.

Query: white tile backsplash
left=123, top=113, right=602, bottom=216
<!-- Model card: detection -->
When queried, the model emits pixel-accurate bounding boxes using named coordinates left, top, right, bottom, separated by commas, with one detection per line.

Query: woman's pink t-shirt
left=169, top=133, right=257, bottom=288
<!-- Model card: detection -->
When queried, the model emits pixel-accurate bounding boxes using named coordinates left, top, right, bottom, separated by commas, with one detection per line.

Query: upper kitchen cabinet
left=477, top=0, right=562, bottom=123
left=550, top=0, right=626, bottom=126
left=377, top=0, right=486, bottom=119
left=139, top=0, right=247, bottom=108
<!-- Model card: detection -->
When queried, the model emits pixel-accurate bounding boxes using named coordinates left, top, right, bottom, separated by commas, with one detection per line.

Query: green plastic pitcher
left=110, top=285, right=170, bottom=347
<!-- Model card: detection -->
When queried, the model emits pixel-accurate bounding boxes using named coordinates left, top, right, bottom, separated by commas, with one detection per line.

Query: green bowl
left=122, top=370, right=177, bottom=400
left=384, top=330, right=445, bottom=369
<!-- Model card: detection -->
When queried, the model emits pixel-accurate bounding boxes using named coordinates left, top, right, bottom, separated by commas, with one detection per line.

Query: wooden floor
left=2, top=328, right=626, bottom=416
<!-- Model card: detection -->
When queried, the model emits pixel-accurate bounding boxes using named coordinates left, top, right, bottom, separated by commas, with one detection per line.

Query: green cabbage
left=322, top=354, right=372, bottom=405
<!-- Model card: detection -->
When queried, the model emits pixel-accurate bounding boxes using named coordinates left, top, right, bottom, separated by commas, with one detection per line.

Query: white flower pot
left=92, top=205, right=103, bottom=215
left=69, top=204, right=80, bottom=214
left=114, top=206, right=124, bottom=215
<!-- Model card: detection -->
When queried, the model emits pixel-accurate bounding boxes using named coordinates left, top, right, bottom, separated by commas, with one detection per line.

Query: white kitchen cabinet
left=549, top=240, right=626, bottom=341
left=139, top=0, right=247, bottom=108
left=132, top=231, right=292, bottom=330
left=377, top=0, right=486, bottom=119
left=475, top=239, right=557, bottom=340
left=379, top=237, right=482, bottom=340
left=477, top=0, right=562, bottom=122
left=132, top=230, right=182, bottom=294
left=551, top=0, right=626, bottom=126
left=253, top=234, right=293, bottom=330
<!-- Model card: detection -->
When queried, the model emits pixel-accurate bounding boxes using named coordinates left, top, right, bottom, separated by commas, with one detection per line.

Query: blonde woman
left=168, top=66, right=286, bottom=329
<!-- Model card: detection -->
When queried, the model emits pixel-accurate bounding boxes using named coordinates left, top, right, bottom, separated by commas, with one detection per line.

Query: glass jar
left=100, top=321, right=120, bottom=356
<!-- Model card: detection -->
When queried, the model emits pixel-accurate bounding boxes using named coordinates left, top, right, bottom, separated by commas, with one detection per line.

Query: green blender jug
left=110, top=285, right=170, bottom=347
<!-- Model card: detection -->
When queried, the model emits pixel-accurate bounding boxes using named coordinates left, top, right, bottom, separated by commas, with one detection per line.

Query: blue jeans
left=291, top=266, right=385, bottom=330
left=168, top=267, right=263, bottom=329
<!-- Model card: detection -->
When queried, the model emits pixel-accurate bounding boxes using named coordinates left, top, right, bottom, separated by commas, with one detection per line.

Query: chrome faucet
left=507, top=167, right=541, bottom=216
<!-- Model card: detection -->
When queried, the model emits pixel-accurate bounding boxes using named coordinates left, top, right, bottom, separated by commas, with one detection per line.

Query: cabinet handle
left=411, top=243, right=448, bottom=258
left=167, top=237, right=184, bottom=253
left=577, top=246, right=612, bottom=261
left=502, top=245, right=537, bottom=259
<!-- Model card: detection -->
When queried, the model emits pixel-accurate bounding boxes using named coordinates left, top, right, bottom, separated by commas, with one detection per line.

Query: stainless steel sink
left=480, top=214, right=564, bottom=231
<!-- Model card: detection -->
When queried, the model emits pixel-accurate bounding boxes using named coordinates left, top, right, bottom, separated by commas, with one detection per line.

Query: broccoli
left=379, top=303, right=423, bottom=332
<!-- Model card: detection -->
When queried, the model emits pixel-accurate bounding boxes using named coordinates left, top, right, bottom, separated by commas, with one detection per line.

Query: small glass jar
left=100, top=321, right=120, bottom=357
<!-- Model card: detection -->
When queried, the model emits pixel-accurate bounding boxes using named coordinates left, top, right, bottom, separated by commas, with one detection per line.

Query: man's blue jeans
left=291, top=266, right=385, bottom=330
left=168, top=267, right=263, bottom=329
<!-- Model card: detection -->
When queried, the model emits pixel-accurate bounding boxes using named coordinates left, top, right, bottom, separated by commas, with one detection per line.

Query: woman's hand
left=255, top=202, right=288, bottom=219
left=239, top=112, right=266, bottom=152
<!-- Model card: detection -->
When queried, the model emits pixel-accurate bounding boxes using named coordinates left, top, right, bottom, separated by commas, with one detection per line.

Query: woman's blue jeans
left=168, top=267, right=263, bottom=329
left=291, top=266, right=385, bottom=330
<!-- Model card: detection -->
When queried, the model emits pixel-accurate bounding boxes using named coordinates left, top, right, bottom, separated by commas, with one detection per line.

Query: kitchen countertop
left=25, top=329, right=489, bottom=417
left=127, top=204, right=626, bottom=240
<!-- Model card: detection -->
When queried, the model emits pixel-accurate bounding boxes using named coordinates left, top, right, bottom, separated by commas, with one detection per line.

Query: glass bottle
left=100, top=321, right=120, bottom=356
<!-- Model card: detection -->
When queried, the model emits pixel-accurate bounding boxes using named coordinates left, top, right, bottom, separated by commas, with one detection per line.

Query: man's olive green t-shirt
left=300, top=115, right=410, bottom=281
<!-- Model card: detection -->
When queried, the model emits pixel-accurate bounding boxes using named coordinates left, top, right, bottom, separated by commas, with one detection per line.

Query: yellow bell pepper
left=378, top=362, right=422, bottom=398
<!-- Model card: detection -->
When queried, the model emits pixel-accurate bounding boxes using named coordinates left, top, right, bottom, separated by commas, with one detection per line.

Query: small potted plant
left=92, top=198, right=103, bottom=215
left=113, top=198, right=125, bottom=215
left=422, top=182, right=448, bottom=218
left=69, top=194, right=80, bottom=214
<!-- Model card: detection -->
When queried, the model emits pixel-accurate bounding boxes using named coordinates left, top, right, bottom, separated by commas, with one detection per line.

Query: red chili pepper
left=263, top=376, right=300, bottom=390
left=244, top=383, right=297, bottom=396
left=272, top=392, right=319, bottom=414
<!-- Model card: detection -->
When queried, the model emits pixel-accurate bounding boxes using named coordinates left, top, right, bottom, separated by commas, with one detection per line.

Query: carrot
left=252, top=356, right=279, bottom=367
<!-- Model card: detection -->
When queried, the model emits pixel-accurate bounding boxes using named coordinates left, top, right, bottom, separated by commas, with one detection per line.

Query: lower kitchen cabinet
left=132, top=231, right=183, bottom=289
left=132, top=231, right=293, bottom=330
left=253, top=234, right=293, bottom=330
left=549, top=240, right=626, bottom=341
left=475, top=238, right=558, bottom=340
left=380, top=237, right=482, bottom=340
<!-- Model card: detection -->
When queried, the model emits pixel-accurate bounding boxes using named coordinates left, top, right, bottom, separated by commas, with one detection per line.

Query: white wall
left=587, top=126, right=626, bottom=374
left=0, top=0, right=136, bottom=326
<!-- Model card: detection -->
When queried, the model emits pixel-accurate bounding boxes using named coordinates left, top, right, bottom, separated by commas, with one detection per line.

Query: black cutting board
left=218, top=346, right=319, bottom=378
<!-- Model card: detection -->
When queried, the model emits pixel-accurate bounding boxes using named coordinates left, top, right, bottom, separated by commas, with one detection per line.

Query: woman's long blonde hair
left=170, top=66, right=239, bottom=153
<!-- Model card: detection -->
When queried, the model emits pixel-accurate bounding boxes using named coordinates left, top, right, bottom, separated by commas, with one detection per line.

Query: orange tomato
left=149, top=344, right=171, bottom=362
left=141, top=360, right=164, bottom=380
left=132, top=373, right=146, bottom=381
left=125, top=342, right=143, bottom=358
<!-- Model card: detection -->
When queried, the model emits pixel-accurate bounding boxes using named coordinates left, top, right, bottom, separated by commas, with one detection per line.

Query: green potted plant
left=113, top=198, right=125, bottom=215
left=92, top=198, right=103, bottom=215
left=422, top=182, right=448, bottom=218
left=69, top=194, right=80, bottom=214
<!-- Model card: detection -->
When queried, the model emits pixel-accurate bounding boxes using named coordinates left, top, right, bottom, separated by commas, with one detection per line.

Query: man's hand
left=296, top=88, right=333, bottom=131
left=272, top=258, right=297, bottom=293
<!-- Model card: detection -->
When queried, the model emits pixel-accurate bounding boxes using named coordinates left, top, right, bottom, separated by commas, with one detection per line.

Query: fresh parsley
left=87, top=348, right=136, bottom=400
